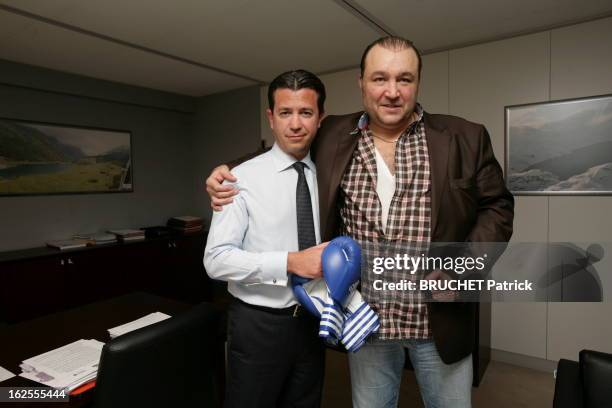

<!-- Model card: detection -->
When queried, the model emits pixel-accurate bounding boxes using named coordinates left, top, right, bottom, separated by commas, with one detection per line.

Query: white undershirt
left=374, top=147, right=395, bottom=234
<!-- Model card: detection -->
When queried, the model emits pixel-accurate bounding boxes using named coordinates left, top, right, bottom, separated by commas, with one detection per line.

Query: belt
left=235, top=297, right=306, bottom=317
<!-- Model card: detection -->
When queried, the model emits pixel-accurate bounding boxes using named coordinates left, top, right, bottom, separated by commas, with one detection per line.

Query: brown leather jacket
left=311, top=111, right=514, bottom=364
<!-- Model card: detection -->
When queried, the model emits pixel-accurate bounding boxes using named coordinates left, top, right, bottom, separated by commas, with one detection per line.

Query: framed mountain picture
left=505, top=94, right=612, bottom=195
left=0, top=118, right=132, bottom=196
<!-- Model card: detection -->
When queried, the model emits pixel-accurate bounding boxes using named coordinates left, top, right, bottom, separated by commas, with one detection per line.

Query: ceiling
left=1, top=0, right=611, bottom=97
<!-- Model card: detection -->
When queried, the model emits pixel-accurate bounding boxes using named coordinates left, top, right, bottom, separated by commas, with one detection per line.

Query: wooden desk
left=0, top=292, right=190, bottom=407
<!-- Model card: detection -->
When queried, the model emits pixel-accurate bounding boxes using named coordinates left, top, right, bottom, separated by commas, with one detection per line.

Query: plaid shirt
left=338, top=104, right=432, bottom=339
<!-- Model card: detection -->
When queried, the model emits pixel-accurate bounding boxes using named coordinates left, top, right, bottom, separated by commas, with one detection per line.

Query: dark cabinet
left=160, top=235, right=209, bottom=303
left=1, top=257, right=69, bottom=322
left=0, top=232, right=209, bottom=324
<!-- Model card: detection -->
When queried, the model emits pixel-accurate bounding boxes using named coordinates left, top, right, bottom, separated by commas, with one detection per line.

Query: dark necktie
left=293, top=162, right=316, bottom=250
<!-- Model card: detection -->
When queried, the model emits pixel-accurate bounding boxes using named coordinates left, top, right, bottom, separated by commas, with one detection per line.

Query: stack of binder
left=108, top=229, right=145, bottom=243
left=73, top=232, right=117, bottom=246
left=167, top=216, right=204, bottom=234
left=19, top=339, right=103, bottom=391
left=46, top=239, right=88, bottom=250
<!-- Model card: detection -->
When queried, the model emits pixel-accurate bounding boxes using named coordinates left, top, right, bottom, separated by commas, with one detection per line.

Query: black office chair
left=93, top=302, right=221, bottom=408
left=553, top=349, right=612, bottom=408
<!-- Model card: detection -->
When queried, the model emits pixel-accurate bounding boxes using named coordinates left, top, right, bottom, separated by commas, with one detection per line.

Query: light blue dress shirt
left=204, top=143, right=321, bottom=309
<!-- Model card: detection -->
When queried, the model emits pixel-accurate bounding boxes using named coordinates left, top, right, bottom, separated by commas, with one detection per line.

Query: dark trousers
left=225, top=299, right=325, bottom=408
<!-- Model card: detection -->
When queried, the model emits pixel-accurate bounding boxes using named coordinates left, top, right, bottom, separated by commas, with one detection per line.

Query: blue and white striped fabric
left=318, top=302, right=344, bottom=341
left=295, top=278, right=379, bottom=350
left=341, top=301, right=380, bottom=352
left=300, top=279, right=344, bottom=343
left=316, top=286, right=379, bottom=351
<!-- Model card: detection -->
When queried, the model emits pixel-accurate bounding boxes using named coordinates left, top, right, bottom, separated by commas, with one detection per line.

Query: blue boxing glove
left=291, top=275, right=320, bottom=317
left=322, top=236, right=362, bottom=305
left=292, top=235, right=360, bottom=313
left=293, top=237, right=379, bottom=350
left=322, top=237, right=379, bottom=352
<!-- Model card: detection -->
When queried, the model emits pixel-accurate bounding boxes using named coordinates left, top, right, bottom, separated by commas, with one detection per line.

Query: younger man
left=204, top=70, right=327, bottom=408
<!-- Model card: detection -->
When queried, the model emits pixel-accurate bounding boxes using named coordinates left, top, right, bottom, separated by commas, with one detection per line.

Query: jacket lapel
left=319, top=116, right=361, bottom=239
left=424, top=112, right=450, bottom=239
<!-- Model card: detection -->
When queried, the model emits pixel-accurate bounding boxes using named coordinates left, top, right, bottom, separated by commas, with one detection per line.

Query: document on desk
left=19, top=339, right=103, bottom=391
left=0, top=365, right=15, bottom=382
left=108, top=311, right=171, bottom=338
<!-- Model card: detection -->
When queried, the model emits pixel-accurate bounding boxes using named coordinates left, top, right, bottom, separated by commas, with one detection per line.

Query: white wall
left=194, top=86, right=261, bottom=223
left=258, top=16, right=612, bottom=362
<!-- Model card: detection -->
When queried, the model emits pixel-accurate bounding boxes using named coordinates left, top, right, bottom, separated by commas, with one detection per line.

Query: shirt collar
left=270, top=142, right=315, bottom=173
left=351, top=103, right=424, bottom=134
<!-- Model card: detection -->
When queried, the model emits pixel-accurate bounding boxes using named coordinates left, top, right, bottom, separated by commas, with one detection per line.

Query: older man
left=207, top=37, right=514, bottom=408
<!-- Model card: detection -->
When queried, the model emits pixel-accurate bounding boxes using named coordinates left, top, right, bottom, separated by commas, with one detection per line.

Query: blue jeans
left=348, top=339, right=472, bottom=408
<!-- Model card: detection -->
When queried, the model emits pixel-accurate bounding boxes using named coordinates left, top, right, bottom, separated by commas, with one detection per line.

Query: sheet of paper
left=21, top=339, right=103, bottom=378
left=19, top=339, right=103, bottom=390
left=0, top=365, right=15, bottom=382
left=108, top=312, right=171, bottom=338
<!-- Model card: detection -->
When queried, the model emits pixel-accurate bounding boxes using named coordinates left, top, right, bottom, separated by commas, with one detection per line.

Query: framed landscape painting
left=505, top=94, right=612, bottom=195
left=0, top=119, right=132, bottom=196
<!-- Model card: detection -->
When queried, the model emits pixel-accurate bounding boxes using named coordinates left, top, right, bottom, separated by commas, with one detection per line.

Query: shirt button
left=273, top=279, right=277, bottom=284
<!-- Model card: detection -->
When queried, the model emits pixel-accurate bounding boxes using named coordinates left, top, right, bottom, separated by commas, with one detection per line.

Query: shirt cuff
left=260, top=251, right=289, bottom=286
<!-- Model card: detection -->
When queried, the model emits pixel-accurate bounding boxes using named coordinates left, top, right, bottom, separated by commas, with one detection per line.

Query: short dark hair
left=268, top=69, right=326, bottom=114
left=360, top=36, right=422, bottom=79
